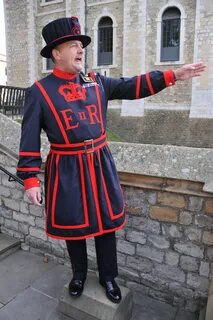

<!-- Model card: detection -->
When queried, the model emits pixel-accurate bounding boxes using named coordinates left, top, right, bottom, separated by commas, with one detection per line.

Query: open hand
left=25, top=186, right=43, bottom=206
left=174, top=62, right=206, bottom=81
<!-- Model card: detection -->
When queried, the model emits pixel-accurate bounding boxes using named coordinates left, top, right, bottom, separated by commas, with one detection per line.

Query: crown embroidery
left=58, top=82, right=86, bottom=102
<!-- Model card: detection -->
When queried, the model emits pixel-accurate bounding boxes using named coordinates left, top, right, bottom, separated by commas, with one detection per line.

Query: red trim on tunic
left=19, top=152, right=41, bottom=157
left=136, top=75, right=142, bottom=99
left=145, top=73, right=155, bottom=95
left=89, top=72, right=104, bottom=134
left=52, top=67, right=77, bottom=80
left=97, top=150, right=124, bottom=220
left=35, top=81, right=70, bottom=144
left=87, top=153, right=103, bottom=232
left=50, top=154, right=90, bottom=229
left=78, top=154, right=89, bottom=226
left=163, top=70, right=175, bottom=87
left=46, top=219, right=126, bottom=240
left=24, top=177, right=41, bottom=190
left=46, top=153, right=54, bottom=228
left=17, top=167, right=40, bottom=172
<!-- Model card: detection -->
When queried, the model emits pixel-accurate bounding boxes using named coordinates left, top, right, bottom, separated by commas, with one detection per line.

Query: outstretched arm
left=174, top=62, right=206, bottom=81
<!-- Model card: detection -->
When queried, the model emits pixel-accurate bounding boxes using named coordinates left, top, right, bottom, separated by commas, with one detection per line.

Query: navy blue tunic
left=17, top=68, right=175, bottom=240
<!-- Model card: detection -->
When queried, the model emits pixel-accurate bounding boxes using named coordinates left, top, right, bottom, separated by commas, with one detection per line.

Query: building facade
left=3, top=0, right=213, bottom=123
left=0, top=54, right=7, bottom=85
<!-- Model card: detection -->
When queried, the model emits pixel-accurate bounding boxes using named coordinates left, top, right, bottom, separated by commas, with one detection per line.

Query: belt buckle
left=84, top=139, right=94, bottom=154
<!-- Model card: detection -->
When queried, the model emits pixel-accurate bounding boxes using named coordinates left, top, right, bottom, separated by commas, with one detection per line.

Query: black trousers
left=66, top=231, right=118, bottom=282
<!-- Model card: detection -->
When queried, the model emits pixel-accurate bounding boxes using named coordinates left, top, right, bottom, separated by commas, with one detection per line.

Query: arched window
left=161, top=7, right=181, bottom=61
left=98, top=17, right=113, bottom=66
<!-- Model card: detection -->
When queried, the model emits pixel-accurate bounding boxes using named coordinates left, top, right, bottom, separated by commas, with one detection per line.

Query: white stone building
left=0, top=54, right=7, bottom=85
left=3, top=0, right=213, bottom=145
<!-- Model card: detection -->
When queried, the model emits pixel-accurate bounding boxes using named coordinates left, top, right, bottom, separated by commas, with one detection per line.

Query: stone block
left=169, top=282, right=194, bottom=299
left=132, top=216, right=160, bottom=234
left=188, top=197, right=203, bottom=212
left=195, top=214, right=213, bottom=229
left=29, top=227, right=47, bottom=241
left=179, top=211, right=193, bottom=225
left=204, top=199, right=213, bottom=215
left=136, top=244, right=164, bottom=263
left=199, top=261, right=210, bottom=277
left=117, top=239, right=135, bottom=255
left=185, top=227, right=202, bottom=242
left=157, top=192, right=186, bottom=208
left=126, top=255, right=152, bottom=273
left=13, top=211, right=35, bottom=226
left=140, top=272, right=169, bottom=292
left=187, top=273, right=209, bottom=293
left=126, top=229, right=146, bottom=244
left=4, top=218, right=19, bottom=232
left=162, top=224, right=183, bottom=238
left=29, top=204, right=43, bottom=217
left=180, top=256, right=199, bottom=272
left=149, top=206, right=178, bottom=223
left=174, top=242, right=204, bottom=258
left=154, top=264, right=185, bottom=283
left=59, top=274, right=133, bottom=320
left=0, top=185, right=11, bottom=197
left=165, top=251, right=179, bottom=266
left=2, top=197, right=20, bottom=211
left=148, top=234, right=170, bottom=249
left=202, top=231, right=213, bottom=245
left=20, top=202, right=29, bottom=214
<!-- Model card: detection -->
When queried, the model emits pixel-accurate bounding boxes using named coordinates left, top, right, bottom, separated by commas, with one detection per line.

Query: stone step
left=59, top=272, right=133, bottom=320
left=0, top=233, right=21, bottom=260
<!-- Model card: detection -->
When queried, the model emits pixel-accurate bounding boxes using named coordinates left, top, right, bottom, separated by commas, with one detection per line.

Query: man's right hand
left=25, top=187, right=42, bottom=206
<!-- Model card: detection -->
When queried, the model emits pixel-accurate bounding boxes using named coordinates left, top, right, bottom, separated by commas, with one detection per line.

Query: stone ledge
left=59, top=273, right=133, bottom=320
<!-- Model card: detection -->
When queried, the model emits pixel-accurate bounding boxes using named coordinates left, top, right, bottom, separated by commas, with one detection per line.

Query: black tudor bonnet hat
left=40, top=16, right=91, bottom=58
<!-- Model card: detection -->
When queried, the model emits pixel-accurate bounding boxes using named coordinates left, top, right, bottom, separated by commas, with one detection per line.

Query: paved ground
left=0, top=250, right=198, bottom=320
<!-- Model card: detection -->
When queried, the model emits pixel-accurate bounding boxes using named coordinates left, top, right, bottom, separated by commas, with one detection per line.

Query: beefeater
left=17, top=16, right=206, bottom=303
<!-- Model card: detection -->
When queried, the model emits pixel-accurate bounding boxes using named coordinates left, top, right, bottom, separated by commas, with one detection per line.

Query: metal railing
left=0, top=85, right=27, bottom=118
left=0, top=165, right=23, bottom=186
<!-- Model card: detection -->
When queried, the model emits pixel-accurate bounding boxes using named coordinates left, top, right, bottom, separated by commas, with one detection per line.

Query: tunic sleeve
left=16, top=84, right=44, bottom=189
left=98, top=70, right=175, bottom=101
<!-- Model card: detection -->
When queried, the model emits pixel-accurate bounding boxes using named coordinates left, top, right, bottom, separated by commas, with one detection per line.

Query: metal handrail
left=0, top=165, right=24, bottom=186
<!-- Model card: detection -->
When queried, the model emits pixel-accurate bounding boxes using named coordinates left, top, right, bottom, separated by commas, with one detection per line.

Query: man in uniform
left=17, top=17, right=206, bottom=303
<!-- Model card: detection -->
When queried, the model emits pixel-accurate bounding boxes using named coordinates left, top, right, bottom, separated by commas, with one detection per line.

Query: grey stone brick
left=0, top=185, right=11, bottom=197
left=195, top=214, right=213, bottom=229
left=10, top=189, right=24, bottom=200
left=0, top=206, right=13, bottom=219
left=184, top=227, right=202, bottom=242
left=147, top=191, right=157, bottom=205
left=126, top=255, right=152, bottom=272
left=29, top=226, right=47, bottom=241
left=136, top=244, right=164, bottom=263
left=148, top=234, right=170, bottom=249
left=117, top=252, right=126, bottom=266
left=188, top=197, right=203, bottom=211
left=20, top=202, right=29, bottom=214
left=18, top=223, right=29, bottom=235
left=119, top=266, right=140, bottom=282
left=35, top=217, right=46, bottom=229
left=165, top=251, right=179, bottom=266
left=4, top=218, right=19, bottom=231
left=169, top=282, right=194, bottom=299
left=199, top=261, right=210, bottom=277
left=187, top=273, right=209, bottom=293
left=29, top=204, right=43, bottom=217
left=13, top=211, right=35, bottom=226
left=179, top=211, right=193, bottom=225
left=207, top=247, right=213, bottom=259
left=117, top=239, right=135, bottom=255
left=132, top=216, right=160, bottom=234
left=154, top=264, right=185, bottom=283
left=174, top=242, right=204, bottom=258
left=180, top=256, right=199, bottom=272
left=126, top=229, right=146, bottom=244
left=140, top=272, right=169, bottom=292
left=162, top=225, right=183, bottom=238
left=116, top=228, right=125, bottom=239
left=2, top=197, right=20, bottom=211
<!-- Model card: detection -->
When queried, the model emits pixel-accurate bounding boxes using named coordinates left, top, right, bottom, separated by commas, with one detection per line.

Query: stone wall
left=0, top=147, right=213, bottom=312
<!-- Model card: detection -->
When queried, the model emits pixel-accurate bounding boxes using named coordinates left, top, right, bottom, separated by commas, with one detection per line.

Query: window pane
left=98, top=17, right=113, bottom=66
left=161, top=7, right=181, bottom=61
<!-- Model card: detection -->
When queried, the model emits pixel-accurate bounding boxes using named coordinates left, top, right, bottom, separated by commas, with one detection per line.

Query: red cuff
left=24, top=177, right=41, bottom=190
left=163, top=70, right=175, bottom=87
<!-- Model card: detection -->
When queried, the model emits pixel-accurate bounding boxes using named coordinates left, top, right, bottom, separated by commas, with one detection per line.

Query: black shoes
left=99, top=279, right=122, bottom=303
left=68, top=278, right=122, bottom=303
left=68, top=278, right=85, bottom=297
